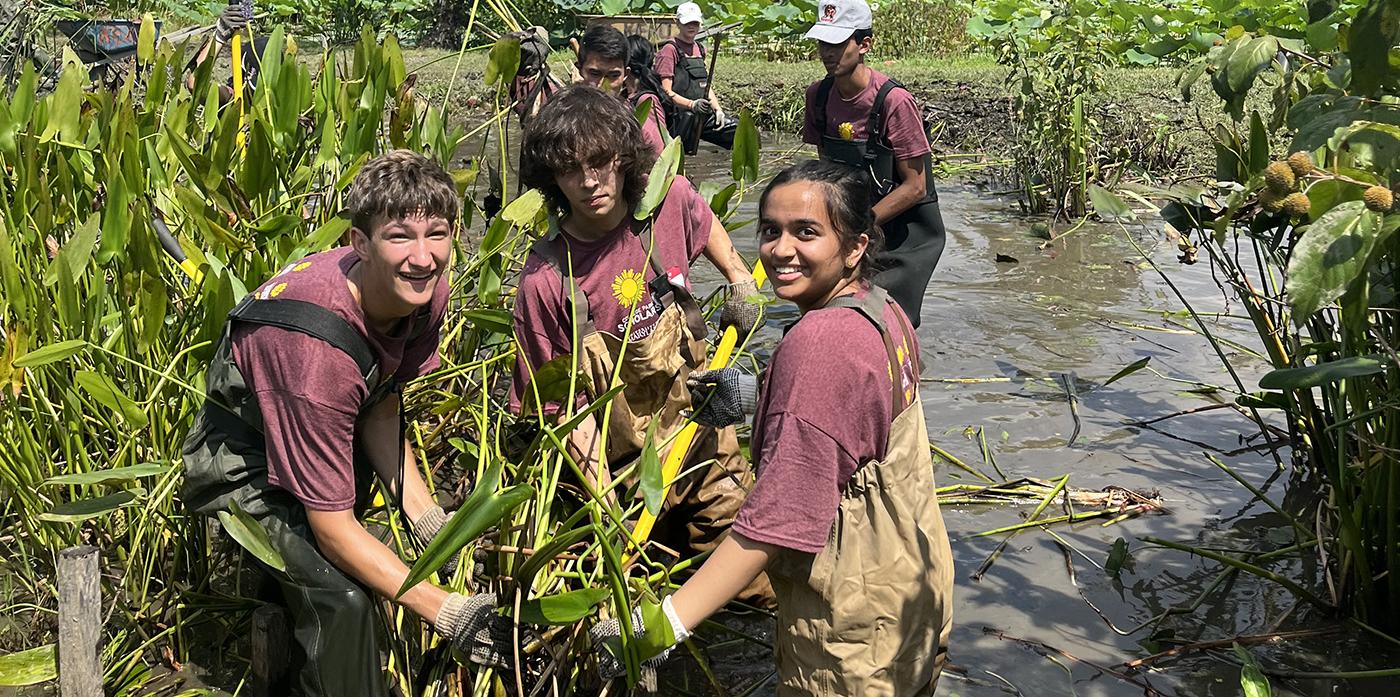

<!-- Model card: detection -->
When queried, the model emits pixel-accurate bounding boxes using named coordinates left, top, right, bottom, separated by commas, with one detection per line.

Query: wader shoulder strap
left=229, top=296, right=377, bottom=381
left=814, top=76, right=835, bottom=137
left=825, top=288, right=904, bottom=412
left=867, top=78, right=902, bottom=155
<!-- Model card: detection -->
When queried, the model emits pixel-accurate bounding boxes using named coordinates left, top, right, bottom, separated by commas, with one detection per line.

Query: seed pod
left=1258, top=188, right=1284, bottom=213
left=1264, top=161, right=1296, bottom=195
left=1363, top=185, right=1394, bottom=213
left=1286, top=151, right=1314, bottom=178
left=1281, top=192, right=1311, bottom=218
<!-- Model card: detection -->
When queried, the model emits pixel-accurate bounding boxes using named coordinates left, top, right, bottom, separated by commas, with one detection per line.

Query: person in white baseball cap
left=801, top=0, right=949, bottom=330
left=655, top=1, right=739, bottom=154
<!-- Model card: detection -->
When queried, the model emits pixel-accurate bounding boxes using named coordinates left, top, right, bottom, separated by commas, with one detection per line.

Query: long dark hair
left=520, top=84, right=655, bottom=216
left=625, top=34, right=663, bottom=99
left=759, top=159, right=885, bottom=281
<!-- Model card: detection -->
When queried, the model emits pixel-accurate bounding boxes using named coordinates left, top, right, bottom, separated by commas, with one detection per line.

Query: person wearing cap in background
left=573, top=25, right=669, bottom=157
left=802, top=0, right=948, bottom=328
left=184, top=1, right=268, bottom=104
left=655, top=1, right=738, bottom=155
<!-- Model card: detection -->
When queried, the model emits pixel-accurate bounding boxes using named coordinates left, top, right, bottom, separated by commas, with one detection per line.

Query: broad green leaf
left=1247, top=110, right=1269, bottom=175
left=517, top=587, right=611, bottom=625
left=632, top=97, right=653, bottom=129
left=462, top=308, right=512, bottom=335
left=1227, top=36, right=1278, bottom=96
left=0, top=644, right=56, bottom=686
left=39, top=491, right=138, bottom=523
left=484, top=37, right=522, bottom=88
left=44, top=462, right=171, bottom=487
left=137, top=13, right=156, bottom=64
left=730, top=109, right=759, bottom=184
left=1105, top=537, right=1129, bottom=579
left=12, top=339, right=87, bottom=368
left=638, top=419, right=663, bottom=515
left=1088, top=185, right=1135, bottom=220
left=635, top=598, right=675, bottom=660
left=635, top=138, right=682, bottom=221
left=397, top=483, right=534, bottom=596
left=97, top=174, right=132, bottom=265
left=700, top=181, right=738, bottom=219
left=1259, top=356, right=1388, bottom=390
left=0, top=220, right=29, bottom=319
left=1236, top=391, right=1290, bottom=410
left=1103, top=357, right=1150, bottom=386
left=39, top=54, right=83, bottom=143
left=1233, top=643, right=1273, bottom=697
left=1285, top=202, right=1381, bottom=321
left=501, top=189, right=545, bottom=227
left=520, top=353, right=582, bottom=416
left=218, top=500, right=287, bottom=572
left=291, top=216, right=352, bottom=259
left=75, top=370, right=148, bottom=428
left=1347, top=0, right=1400, bottom=96
left=48, top=213, right=99, bottom=285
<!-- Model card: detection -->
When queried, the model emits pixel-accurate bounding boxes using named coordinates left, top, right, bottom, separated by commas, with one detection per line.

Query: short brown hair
left=344, top=150, right=460, bottom=235
left=520, top=84, right=655, bottom=215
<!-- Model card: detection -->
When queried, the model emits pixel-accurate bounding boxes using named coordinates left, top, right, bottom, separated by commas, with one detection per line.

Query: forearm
left=362, top=394, right=435, bottom=521
left=308, top=510, right=449, bottom=623
left=669, top=533, right=775, bottom=630
left=662, top=78, right=692, bottom=110
left=872, top=178, right=925, bottom=225
left=702, top=218, right=753, bottom=283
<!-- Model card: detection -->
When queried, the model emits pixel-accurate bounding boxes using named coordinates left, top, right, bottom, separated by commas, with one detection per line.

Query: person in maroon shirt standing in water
left=802, top=0, right=947, bottom=328
left=182, top=151, right=509, bottom=696
left=511, top=85, right=772, bottom=604
left=574, top=25, right=668, bottom=157
left=655, top=1, right=738, bottom=154
left=590, top=160, right=954, bottom=694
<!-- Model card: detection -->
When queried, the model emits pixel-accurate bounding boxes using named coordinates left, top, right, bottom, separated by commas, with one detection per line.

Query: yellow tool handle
left=231, top=32, right=246, bottom=150
left=630, top=262, right=767, bottom=546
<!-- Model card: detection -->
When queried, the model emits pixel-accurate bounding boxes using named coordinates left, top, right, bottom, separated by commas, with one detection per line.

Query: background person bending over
left=803, top=0, right=948, bottom=327
left=591, top=159, right=954, bottom=693
left=655, top=2, right=737, bottom=154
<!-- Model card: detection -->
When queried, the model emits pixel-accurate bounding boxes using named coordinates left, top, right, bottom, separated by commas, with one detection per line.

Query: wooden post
left=57, top=545, right=101, bottom=697
left=249, top=604, right=289, bottom=697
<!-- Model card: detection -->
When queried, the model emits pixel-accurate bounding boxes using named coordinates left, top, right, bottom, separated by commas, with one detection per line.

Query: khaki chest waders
left=766, top=288, right=954, bottom=695
left=815, top=76, right=948, bottom=328
left=182, top=295, right=429, bottom=697
left=532, top=221, right=773, bottom=604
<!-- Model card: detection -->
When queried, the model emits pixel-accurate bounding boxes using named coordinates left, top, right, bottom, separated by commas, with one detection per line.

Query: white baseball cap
left=805, top=0, right=873, bottom=44
left=676, top=2, right=703, bottom=25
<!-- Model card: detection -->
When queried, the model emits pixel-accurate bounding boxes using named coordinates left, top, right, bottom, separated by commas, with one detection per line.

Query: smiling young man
left=182, top=151, right=508, bottom=696
left=654, top=1, right=738, bottom=154
left=575, top=25, right=668, bottom=157
left=510, top=86, right=772, bottom=605
left=803, top=0, right=948, bottom=327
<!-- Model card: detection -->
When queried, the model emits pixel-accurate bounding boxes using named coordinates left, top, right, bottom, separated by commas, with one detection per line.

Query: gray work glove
left=214, top=4, right=248, bottom=43
left=412, top=505, right=460, bottom=578
left=590, top=597, right=689, bottom=681
left=718, top=279, right=761, bottom=335
left=435, top=592, right=513, bottom=669
left=690, top=98, right=714, bottom=115
left=687, top=367, right=758, bottom=428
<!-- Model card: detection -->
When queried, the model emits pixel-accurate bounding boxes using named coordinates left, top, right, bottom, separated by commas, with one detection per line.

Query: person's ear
left=845, top=232, right=870, bottom=269
left=858, top=36, right=873, bottom=55
left=350, top=225, right=371, bottom=258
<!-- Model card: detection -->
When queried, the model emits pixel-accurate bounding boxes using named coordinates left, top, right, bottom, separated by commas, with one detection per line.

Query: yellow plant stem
left=232, top=32, right=246, bottom=152
left=629, top=262, right=767, bottom=547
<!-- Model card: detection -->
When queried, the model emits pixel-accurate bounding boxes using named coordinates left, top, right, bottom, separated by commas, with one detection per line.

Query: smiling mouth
left=399, top=270, right=435, bottom=282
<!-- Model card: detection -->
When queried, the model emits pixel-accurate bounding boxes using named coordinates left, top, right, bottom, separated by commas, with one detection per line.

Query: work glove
left=435, top=592, right=514, bottom=669
left=687, top=367, right=758, bottom=428
left=214, top=4, right=248, bottom=43
left=717, top=279, right=761, bottom=335
left=411, top=505, right=460, bottom=578
left=690, top=98, right=714, bottom=115
left=590, top=596, right=689, bottom=681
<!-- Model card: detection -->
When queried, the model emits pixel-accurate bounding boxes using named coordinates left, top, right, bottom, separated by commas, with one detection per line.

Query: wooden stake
left=57, top=545, right=101, bottom=697
left=250, top=604, right=289, bottom=697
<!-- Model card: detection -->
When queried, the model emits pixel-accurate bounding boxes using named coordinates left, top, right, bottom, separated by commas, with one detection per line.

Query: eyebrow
left=758, top=217, right=824, bottom=227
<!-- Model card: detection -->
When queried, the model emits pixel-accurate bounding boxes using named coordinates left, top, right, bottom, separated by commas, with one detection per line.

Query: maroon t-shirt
left=733, top=289, right=921, bottom=553
left=802, top=69, right=932, bottom=161
left=509, top=176, right=713, bottom=414
left=632, top=91, right=669, bottom=157
left=231, top=247, right=448, bottom=511
left=654, top=38, right=702, bottom=80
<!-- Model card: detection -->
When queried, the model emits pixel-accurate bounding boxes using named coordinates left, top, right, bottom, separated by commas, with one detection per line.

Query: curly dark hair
left=520, top=84, right=656, bottom=216
left=759, top=159, right=885, bottom=282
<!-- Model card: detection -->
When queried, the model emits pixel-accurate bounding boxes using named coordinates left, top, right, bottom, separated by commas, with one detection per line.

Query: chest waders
left=662, top=41, right=737, bottom=155
left=766, top=288, right=953, bottom=695
left=531, top=222, right=773, bottom=605
left=182, top=296, right=428, bottom=697
left=816, top=76, right=948, bottom=328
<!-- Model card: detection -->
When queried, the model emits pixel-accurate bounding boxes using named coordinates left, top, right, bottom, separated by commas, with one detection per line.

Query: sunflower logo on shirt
left=612, top=269, right=646, bottom=307
left=838, top=122, right=855, bottom=140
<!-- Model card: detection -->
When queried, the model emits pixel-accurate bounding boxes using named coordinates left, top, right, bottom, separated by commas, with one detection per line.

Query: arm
left=306, top=508, right=450, bottom=622
left=565, top=411, right=618, bottom=509
left=701, top=214, right=753, bottom=284
left=668, top=533, right=776, bottom=630
left=359, top=391, right=435, bottom=522
left=871, top=156, right=927, bottom=226
left=661, top=76, right=697, bottom=111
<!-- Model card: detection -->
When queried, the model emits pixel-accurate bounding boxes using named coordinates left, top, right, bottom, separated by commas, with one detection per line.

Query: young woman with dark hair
left=511, top=85, right=771, bottom=604
left=591, top=159, right=954, bottom=695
